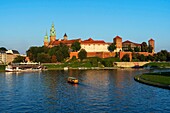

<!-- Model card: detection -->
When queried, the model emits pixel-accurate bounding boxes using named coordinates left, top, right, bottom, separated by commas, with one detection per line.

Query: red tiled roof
left=123, top=40, right=141, bottom=46
left=149, top=38, right=154, bottom=41
left=114, top=36, right=122, bottom=39
left=51, top=39, right=81, bottom=45
left=81, top=38, right=106, bottom=44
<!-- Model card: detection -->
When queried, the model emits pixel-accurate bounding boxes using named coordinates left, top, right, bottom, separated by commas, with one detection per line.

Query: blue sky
left=0, top=0, right=170, bottom=54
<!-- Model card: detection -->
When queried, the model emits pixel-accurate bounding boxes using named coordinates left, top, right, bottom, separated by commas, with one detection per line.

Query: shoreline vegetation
left=134, top=72, right=170, bottom=89
left=42, top=61, right=170, bottom=70
left=1, top=62, right=170, bottom=71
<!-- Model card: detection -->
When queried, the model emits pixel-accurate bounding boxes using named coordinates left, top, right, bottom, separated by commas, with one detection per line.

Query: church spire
left=44, top=30, right=49, bottom=47
left=50, top=22, right=56, bottom=37
left=50, top=22, right=56, bottom=42
left=63, top=33, right=68, bottom=40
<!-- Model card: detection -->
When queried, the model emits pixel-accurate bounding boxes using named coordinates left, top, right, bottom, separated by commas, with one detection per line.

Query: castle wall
left=70, top=52, right=116, bottom=59
left=119, top=52, right=154, bottom=61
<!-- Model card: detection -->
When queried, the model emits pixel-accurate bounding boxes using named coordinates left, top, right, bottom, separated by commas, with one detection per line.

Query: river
left=0, top=69, right=169, bottom=112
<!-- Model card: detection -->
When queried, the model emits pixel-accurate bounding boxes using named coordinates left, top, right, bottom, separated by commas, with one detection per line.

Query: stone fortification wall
left=70, top=52, right=115, bottom=59
left=115, top=62, right=149, bottom=68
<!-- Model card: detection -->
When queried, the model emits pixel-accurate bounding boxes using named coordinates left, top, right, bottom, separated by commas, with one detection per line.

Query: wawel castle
left=44, top=23, right=155, bottom=59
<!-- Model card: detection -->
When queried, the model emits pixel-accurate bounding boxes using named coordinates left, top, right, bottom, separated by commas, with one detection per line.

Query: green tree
left=156, top=50, right=168, bottom=61
left=56, top=50, right=64, bottom=62
left=148, top=45, right=153, bottom=53
left=132, top=53, right=140, bottom=61
left=121, top=54, right=130, bottom=62
left=147, top=55, right=154, bottom=61
left=0, top=47, right=7, bottom=52
left=134, top=47, right=140, bottom=52
left=128, top=45, right=133, bottom=52
left=13, top=56, right=25, bottom=63
left=141, top=42, right=148, bottom=52
left=26, top=46, right=39, bottom=61
left=59, top=43, right=69, bottom=59
left=78, top=49, right=87, bottom=61
left=138, top=54, right=146, bottom=61
left=37, top=53, right=51, bottom=63
left=101, top=59, right=113, bottom=67
left=48, top=46, right=59, bottom=56
left=71, top=41, right=81, bottom=52
left=108, top=43, right=116, bottom=52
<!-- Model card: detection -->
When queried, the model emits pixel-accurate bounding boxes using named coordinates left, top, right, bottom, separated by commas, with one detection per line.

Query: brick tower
left=114, top=36, right=122, bottom=52
left=148, top=38, right=155, bottom=53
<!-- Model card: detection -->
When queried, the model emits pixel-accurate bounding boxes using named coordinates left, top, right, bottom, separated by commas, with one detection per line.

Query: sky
left=0, top=0, right=170, bottom=54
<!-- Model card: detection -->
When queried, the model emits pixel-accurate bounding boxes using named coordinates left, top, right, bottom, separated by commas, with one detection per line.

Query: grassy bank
left=43, top=61, right=92, bottom=70
left=134, top=72, right=170, bottom=89
left=0, top=65, right=6, bottom=71
left=43, top=57, right=120, bottom=70
left=144, top=62, right=170, bottom=68
left=140, top=72, right=170, bottom=85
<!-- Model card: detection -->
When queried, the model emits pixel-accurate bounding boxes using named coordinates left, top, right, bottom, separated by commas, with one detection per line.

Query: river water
left=0, top=69, right=169, bottom=112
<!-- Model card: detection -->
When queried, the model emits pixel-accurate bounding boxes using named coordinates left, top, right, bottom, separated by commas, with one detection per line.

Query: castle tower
left=44, top=31, right=49, bottom=47
left=63, top=33, right=68, bottom=40
left=114, top=36, right=122, bottom=52
left=148, top=38, right=155, bottom=53
left=50, top=23, right=56, bottom=42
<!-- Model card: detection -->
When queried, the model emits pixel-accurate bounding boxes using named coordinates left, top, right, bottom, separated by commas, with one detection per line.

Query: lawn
left=140, top=72, right=170, bottom=85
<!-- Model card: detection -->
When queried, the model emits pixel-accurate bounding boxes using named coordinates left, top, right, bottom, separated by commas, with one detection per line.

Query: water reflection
left=0, top=69, right=169, bottom=112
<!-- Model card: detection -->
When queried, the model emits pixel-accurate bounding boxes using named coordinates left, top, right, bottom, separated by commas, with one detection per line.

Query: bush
left=121, top=54, right=130, bottom=62
left=78, top=49, right=87, bottom=61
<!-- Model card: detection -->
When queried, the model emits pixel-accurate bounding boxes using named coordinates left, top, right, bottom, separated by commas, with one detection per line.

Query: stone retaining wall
left=115, top=62, right=149, bottom=68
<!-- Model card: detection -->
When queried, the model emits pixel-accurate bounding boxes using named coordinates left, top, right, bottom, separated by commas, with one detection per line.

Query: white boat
left=5, top=62, right=43, bottom=72
left=5, top=65, right=21, bottom=72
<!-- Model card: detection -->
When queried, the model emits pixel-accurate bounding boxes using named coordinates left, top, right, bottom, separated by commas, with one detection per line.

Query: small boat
left=68, top=77, right=78, bottom=84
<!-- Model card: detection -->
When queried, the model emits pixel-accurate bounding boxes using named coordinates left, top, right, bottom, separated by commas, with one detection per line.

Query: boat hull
left=68, top=77, right=79, bottom=84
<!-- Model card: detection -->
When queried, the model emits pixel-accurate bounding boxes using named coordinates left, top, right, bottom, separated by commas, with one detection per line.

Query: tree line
left=121, top=50, right=170, bottom=62
left=108, top=42, right=153, bottom=53
left=25, top=42, right=86, bottom=63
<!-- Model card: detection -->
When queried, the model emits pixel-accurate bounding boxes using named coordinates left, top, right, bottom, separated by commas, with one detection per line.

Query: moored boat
left=68, top=77, right=78, bottom=84
left=5, top=62, right=43, bottom=72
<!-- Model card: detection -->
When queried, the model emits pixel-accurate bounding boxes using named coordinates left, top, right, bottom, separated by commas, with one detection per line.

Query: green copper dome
left=50, top=23, right=56, bottom=37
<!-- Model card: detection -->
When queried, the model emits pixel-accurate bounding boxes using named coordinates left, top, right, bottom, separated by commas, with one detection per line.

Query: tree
left=147, top=55, right=154, bottom=61
left=59, top=43, right=69, bottom=59
left=37, top=53, right=51, bottom=63
left=71, top=41, right=81, bottom=52
left=134, top=47, right=140, bottom=52
left=108, top=43, right=116, bottom=52
left=156, top=50, right=169, bottom=61
left=121, top=54, right=130, bottom=62
left=56, top=50, right=64, bottom=62
left=141, top=42, right=148, bottom=52
left=132, top=53, right=140, bottom=61
left=26, top=46, right=40, bottom=61
left=148, top=45, right=153, bottom=53
left=0, top=47, right=7, bottom=52
left=48, top=46, right=59, bottom=56
left=13, top=56, right=25, bottom=63
left=138, top=54, right=146, bottom=61
left=78, top=49, right=87, bottom=61
left=127, top=45, right=133, bottom=52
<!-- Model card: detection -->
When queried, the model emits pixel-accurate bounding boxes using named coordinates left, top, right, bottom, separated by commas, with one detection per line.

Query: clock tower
left=50, top=23, right=56, bottom=42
